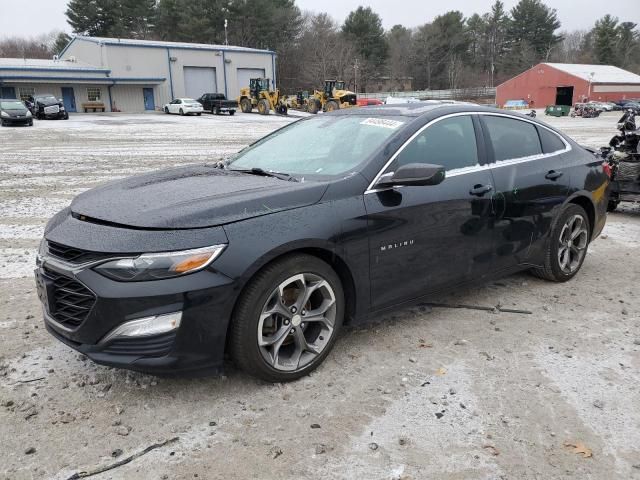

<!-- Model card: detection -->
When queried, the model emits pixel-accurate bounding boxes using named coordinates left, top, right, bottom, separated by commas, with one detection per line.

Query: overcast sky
left=0, top=0, right=636, bottom=37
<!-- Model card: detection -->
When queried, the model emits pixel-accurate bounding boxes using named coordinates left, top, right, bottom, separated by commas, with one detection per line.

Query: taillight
left=602, top=162, right=613, bottom=179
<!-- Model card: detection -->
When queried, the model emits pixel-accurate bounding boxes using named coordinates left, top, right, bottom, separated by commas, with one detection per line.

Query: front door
left=480, top=114, right=571, bottom=271
left=1, top=87, right=16, bottom=99
left=61, top=87, right=76, bottom=112
left=143, top=88, right=155, bottom=110
left=365, top=114, right=496, bottom=310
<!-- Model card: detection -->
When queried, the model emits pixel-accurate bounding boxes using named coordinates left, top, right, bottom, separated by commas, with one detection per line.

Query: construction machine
left=307, top=80, right=358, bottom=114
left=238, top=78, right=288, bottom=115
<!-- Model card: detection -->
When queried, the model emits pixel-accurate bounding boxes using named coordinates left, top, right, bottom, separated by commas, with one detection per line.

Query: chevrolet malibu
left=35, top=104, right=610, bottom=382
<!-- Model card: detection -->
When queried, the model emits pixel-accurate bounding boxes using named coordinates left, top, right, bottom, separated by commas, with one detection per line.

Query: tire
left=257, top=99, right=270, bottom=115
left=179, top=108, right=184, bottom=116
left=607, top=200, right=619, bottom=212
left=240, top=98, right=252, bottom=113
left=164, top=107, right=169, bottom=114
left=28, top=120, right=33, bottom=127
left=197, top=112, right=202, bottom=116
left=229, top=254, right=344, bottom=383
left=531, top=204, right=591, bottom=282
left=307, top=99, right=319, bottom=114
left=0, top=120, right=5, bottom=127
left=214, top=107, right=220, bottom=115
left=326, top=100, right=340, bottom=112
left=229, top=110, right=236, bottom=116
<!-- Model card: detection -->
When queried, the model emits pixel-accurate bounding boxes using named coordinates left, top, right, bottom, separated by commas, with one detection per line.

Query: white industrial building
left=0, top=36, right=276, bottom=113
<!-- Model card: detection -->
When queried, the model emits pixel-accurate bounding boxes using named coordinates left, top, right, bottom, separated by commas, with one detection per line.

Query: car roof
left=330, top=102, right=508, bottom=118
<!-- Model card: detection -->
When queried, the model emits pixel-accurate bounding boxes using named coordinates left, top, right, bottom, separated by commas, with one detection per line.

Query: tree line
left=1, top=0, right=638, bottom=94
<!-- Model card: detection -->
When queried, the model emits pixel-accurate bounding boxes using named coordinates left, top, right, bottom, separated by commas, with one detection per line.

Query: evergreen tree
left=508, top=0, right=562, bottom=63
left=53, top=32, right=72, bottom=55
left=593, top=15, right=619, bottom=65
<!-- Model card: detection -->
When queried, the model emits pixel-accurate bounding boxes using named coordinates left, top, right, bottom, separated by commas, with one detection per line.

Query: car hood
left=36, top=98, right=60, bottom=106
left=70, top=165, right=329, bottom=229
left=3, top=108, right=28, bottom=116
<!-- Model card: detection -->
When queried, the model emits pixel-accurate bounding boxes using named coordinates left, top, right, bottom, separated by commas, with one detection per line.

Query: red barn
left=496, top=63, right=640, bottom=108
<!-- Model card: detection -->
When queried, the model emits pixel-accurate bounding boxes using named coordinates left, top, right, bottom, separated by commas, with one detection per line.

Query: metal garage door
left=183, top=66, right=217, bottom=99
left=237, top=68, right=266, bottom=94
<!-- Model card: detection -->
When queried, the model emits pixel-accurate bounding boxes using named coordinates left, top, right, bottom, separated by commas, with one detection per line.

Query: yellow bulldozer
left=307, top=80, right=358, bottom=114
left=238, top=78, right=288, bottom=115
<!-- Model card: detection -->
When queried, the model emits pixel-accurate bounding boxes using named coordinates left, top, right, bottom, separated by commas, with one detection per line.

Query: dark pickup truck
left=197, top=93, right=238, bottom=115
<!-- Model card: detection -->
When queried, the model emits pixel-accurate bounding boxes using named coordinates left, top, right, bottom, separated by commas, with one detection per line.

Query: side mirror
left=376, top=163, right=446, bottom=189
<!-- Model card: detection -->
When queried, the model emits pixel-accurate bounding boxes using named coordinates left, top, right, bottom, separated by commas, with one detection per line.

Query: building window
left=19, top=87, right=35, bottom=102
left=87, top=87, right=102, bottom=102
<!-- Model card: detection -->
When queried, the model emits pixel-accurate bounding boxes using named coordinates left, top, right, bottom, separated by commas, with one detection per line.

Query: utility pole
left=354, top=58, right=359, bottom=94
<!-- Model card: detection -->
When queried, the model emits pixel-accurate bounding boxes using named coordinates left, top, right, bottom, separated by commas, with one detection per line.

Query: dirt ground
left=0, top=110, right=639, bottom=480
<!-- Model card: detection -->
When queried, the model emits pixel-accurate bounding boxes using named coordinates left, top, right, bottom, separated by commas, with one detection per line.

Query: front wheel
left=229, top=254, right=344, bottom=382
left=179, top=108, right=184, bottom=116
left=531, top=204, right=590, bottom=282
left=257, top=99, right=270, bottom=115
left=229, top=110, right=236, bottom=116
left=164, top=107, right=169, bottom=114
left=240, top=98, right=252, bottom=113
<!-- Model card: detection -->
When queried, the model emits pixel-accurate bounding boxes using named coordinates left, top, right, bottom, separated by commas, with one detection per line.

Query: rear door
left=365, top=114, right=496, bottom=309
left=480, top=114, right=571, bottom=270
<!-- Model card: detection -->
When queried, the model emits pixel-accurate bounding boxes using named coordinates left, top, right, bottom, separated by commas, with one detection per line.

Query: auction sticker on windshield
left=360, top=118, right=405, bottom=129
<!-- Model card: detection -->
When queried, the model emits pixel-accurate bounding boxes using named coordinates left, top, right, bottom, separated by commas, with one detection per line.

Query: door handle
left=545, top=170, right=564, bottom=180
left=469, top=184, right=493, bottom=196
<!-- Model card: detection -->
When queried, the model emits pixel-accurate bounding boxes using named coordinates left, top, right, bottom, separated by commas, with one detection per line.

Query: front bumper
left=2, top=116, right=32, bottom=125
left=36, top=258, right=238, bottom=376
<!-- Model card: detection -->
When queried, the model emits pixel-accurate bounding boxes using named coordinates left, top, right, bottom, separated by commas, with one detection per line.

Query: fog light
left=100, top=312, right=182, bottom=344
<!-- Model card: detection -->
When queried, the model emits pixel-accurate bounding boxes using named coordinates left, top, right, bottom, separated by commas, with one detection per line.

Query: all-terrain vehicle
left=600, top=109, right=640, bottom=211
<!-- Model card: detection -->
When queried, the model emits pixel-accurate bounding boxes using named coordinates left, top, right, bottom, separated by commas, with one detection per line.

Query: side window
left=537, top=126, right=566, bottom=154
left=393, top=115, right=479, bottom=172
left=483, top=115, right=542, bottom=161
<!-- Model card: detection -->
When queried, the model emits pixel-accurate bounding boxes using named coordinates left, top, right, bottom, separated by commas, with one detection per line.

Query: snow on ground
left=0, top=112, right=294, bottom=279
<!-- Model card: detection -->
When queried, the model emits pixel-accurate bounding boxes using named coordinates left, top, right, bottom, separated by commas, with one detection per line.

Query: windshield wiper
left=231, top=168, right=299, bottom=182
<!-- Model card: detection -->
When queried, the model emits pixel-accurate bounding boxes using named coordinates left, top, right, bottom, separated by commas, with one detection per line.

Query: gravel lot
left=1, top=110, right=639, bottom=480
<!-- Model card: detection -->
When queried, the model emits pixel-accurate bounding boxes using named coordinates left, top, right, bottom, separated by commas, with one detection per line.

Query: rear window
left=537, top=127, right=566, bottom=154
left=483, top=115, right=542, bottom=162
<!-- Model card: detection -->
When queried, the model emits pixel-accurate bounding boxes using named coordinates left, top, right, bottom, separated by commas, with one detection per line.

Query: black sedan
left=0, top=99, right=33, bottom=126
left=35, top=104, right=610, bottom=382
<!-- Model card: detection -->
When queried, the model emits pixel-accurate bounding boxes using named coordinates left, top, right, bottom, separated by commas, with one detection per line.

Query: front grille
left=44, top=268, right=96, bottom=328
left=47, top=241, right=112, bottom=265
left=102, top=332, right=176, bottom=357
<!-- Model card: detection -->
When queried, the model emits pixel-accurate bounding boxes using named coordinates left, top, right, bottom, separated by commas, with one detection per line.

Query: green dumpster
left=545, top=105, right=570, bottom=117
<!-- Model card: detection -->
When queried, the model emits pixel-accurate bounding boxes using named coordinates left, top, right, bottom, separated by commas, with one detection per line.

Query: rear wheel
left=179, top=108, right=184, bottom=116
left=240, top=98, right=252, bottom=113
left=213, top=107, right=220, bottom=115
left=257, top=99, right=270, bottom=115
left=532, top=204, right=590, bottom=282
left=229, top=254, right=344, bottom=382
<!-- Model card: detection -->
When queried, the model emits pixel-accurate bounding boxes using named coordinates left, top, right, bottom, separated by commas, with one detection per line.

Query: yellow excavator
left=307, top=80, right=358, bottom=114
left=238, top=78, right=288, bottom=115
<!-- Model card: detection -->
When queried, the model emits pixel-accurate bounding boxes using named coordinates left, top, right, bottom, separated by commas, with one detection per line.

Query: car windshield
left=229, top=115, right=407, bottom=178
left=37, top=96, right=57, bottom=102
left=0, top=101, right=25, bottom=109
left=183, top=99, right=197, bottom=103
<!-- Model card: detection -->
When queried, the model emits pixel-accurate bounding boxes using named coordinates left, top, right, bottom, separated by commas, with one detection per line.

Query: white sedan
left=163, top=98, right=204, bottom=116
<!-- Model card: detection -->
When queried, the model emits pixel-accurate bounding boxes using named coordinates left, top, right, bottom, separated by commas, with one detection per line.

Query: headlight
left=94, top=244, right=226, bottom=281
left=60, top=106, right=65, bottom=111
left=26, top=110, right=32, bottom=117
left=0, top=111, right=8, bottom=117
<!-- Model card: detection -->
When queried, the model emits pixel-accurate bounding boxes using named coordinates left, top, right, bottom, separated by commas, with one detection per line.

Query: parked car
left=0, top=99, right=33, bottom=126
left=35, top=104, right=610, bottom=382
left=163, top=98, right=204, bottom=116
left=32, top=94, right=68, bottom=120
left=197, top=93, right=238, bottom=115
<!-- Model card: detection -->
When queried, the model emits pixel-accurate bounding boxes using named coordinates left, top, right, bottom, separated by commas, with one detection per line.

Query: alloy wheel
left=258, top=273, right=336, bottom=372
left=557, top=214, right=588, bottom=274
